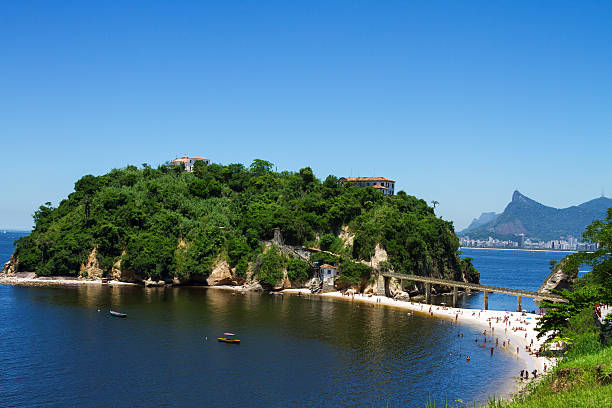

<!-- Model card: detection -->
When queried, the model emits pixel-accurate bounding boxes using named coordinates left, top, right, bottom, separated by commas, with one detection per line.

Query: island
left=2, top=159, right=479, bottom=297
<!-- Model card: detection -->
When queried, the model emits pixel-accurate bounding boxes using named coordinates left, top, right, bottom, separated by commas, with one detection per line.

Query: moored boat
left=217, top=333, right=240, bottom=344
left=109, top=310, right=127, bottom=318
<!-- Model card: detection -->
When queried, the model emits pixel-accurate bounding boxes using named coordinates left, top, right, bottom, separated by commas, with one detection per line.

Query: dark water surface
left=0, top=285, right=522, bottom=407
left=0, top=235, right=571, bottom=407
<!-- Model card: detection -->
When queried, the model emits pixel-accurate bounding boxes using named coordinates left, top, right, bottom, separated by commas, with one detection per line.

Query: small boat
left=109, top=310, right=127, bottom=318
left=217, top=333, right=240, bottom=344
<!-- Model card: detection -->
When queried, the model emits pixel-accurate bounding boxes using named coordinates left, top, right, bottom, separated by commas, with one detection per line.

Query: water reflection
left=1, top=285, right=522, bottom=408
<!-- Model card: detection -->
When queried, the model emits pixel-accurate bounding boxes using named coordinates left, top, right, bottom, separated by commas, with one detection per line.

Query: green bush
left=256, top=246, right=285, bottom=288
left=287, top=258, right=311, bottom=282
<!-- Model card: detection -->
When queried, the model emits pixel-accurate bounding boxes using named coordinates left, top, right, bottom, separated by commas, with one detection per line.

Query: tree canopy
left=13, top=161, right=473, bottom=286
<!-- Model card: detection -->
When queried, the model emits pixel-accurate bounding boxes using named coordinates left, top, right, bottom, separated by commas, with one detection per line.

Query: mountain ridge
left=459, top=191, right=612, bottom=241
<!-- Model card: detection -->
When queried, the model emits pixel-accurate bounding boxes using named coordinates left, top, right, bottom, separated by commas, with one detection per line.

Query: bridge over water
left=377, top=272, right=568, bottom=311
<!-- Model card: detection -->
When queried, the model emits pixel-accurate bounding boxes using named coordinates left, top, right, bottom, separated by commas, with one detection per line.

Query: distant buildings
left=339, top=177, right=396, bottom=196
left=459, top=235, right=599, bottom=251
left=170, top=155, right=210, bottom=172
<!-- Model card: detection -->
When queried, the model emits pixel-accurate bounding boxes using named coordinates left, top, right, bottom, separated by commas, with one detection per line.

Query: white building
left=170, top=155, right=210, bottom=172
left=319, top=264, right=340, bottom=284
left=339, top=177, right=395, bottom=196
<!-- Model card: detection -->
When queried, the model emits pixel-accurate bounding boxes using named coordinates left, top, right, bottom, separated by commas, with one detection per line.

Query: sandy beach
left=0, top=275, right=138, bottom=286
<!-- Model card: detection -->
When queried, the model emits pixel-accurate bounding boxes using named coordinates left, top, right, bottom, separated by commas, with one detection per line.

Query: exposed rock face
left=339, top=225, right=354, bottom=247
left=79, top=247, right=104, bottom=279
left=206, top=260, right=235, bottom=286
left=370, top=244, right=388, bottom=269
left=2, top=254, right=18, bottom=275
left=538, top=259, right=577, bottom=296
left=111, top=253, right=140, bottom=283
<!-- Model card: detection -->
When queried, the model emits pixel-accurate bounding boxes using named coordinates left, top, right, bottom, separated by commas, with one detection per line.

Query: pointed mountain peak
left=512, top=190, right=525, bottom=202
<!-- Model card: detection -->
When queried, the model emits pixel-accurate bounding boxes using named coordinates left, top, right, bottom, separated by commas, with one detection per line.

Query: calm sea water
left=0, top=234, right=574, bottom=407
left=456, top=248, right=582, bottom=312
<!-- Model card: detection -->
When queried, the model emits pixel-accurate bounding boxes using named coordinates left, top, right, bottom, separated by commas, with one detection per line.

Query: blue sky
left=1, top=1, right=611, bottom=230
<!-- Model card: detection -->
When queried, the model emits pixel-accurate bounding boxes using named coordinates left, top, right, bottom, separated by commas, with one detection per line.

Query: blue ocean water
left=0, top=230, right=28, bottom=265
left=0, top=233, right=583, bottom=407
left=457, top=248, right=581, bottom=312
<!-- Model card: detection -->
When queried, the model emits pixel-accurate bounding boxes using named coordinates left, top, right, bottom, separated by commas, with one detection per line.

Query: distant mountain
left=461, top=212, right=499, bottom=234
left=459, top=191, right=612, bottom=241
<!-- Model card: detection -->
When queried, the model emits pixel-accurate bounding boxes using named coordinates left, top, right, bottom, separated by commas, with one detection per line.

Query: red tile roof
left=171, top=155, right=209, bottom=163
left=344, top=176, right=395, bottom=182
left=372, top=184, right=386, bottom=189
left=319, top=264, right=339, bottom=269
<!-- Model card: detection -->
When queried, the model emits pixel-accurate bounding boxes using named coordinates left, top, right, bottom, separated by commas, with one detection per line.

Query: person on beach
left=520, top=369, right=524, bottom=378
left=496, top=338, right=499, bottom=347
left=517, top=346, right=519, bottom=354
left=490, top=347, right=494, bottom=356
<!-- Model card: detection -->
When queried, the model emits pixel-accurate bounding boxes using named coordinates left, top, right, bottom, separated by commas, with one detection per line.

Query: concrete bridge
left=377, top=272, right=568, bottom=311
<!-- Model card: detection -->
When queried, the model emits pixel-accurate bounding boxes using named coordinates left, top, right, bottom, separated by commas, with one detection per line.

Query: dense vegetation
left=485, top=208, right=612, bottom=408
left=12, top=160, right=476, bottom=286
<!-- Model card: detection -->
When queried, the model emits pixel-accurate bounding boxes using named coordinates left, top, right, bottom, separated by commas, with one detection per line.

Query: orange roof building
left=339, top=176, right=396, bottom=196
left=170, top=155, right=210, bottom=172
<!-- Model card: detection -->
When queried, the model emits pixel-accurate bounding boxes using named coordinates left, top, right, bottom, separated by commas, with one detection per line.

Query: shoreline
left=281, top=288, right=554, bottom=398
left=461, top=246, right=577, bottom=254
left=1, top=275, right=553, bottom=399
left=0, top=275, right=139, bottom=286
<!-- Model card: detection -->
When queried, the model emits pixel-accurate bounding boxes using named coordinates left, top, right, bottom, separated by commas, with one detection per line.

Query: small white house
left=319, top=264, right=340, bottom=284
left=170, top=155, right=210, bottom=172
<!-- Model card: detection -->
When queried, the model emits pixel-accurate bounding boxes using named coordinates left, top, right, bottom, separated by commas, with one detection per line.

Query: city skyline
left=1, top=1, right=611, bottom=230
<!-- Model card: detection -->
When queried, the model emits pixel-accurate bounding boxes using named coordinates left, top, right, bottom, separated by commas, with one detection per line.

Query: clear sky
left=1, top=1, right=611, bottom=231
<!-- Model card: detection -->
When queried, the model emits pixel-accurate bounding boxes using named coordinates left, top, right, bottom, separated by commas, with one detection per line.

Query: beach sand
left=0, top=275, right=138, bottom=286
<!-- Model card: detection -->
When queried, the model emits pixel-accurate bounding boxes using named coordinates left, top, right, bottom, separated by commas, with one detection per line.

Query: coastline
left=281, top=288, right=554, bottom=397
left=461, top=246, right=576, bottom=254
left=1, top=275, right=554, bottom=399
left=0, top=275, right=139, bottom=286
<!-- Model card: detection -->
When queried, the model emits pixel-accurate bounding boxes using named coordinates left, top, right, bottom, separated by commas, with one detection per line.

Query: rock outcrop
left=79, top=247, right=104, bottom=279
left=538, top=259, right=577, bottom=296
left=111, top=252, right=140, bottom=283
left=2, top=254, right=18, bottom=275
left=206, top=260, right=235, bottom=286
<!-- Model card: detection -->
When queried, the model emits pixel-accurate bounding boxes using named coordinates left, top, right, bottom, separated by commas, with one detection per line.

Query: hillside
left=461, top=211, right=499, bottom=234
left=460, top=191, right=612, bottom=241
left=5, top=160, right=478, bottom=289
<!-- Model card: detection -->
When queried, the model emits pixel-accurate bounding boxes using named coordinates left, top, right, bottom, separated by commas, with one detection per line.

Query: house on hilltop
left=339, top=177, right=395, bottom=196
left=170, top=155, right=210, bottom=172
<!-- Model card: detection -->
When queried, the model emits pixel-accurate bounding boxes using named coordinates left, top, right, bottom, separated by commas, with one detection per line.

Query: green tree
left=536, top=208, right=612, bottom=342
left=287, top=258, right=311, bottom=282
left=257, top=246, right=285, bottom=288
